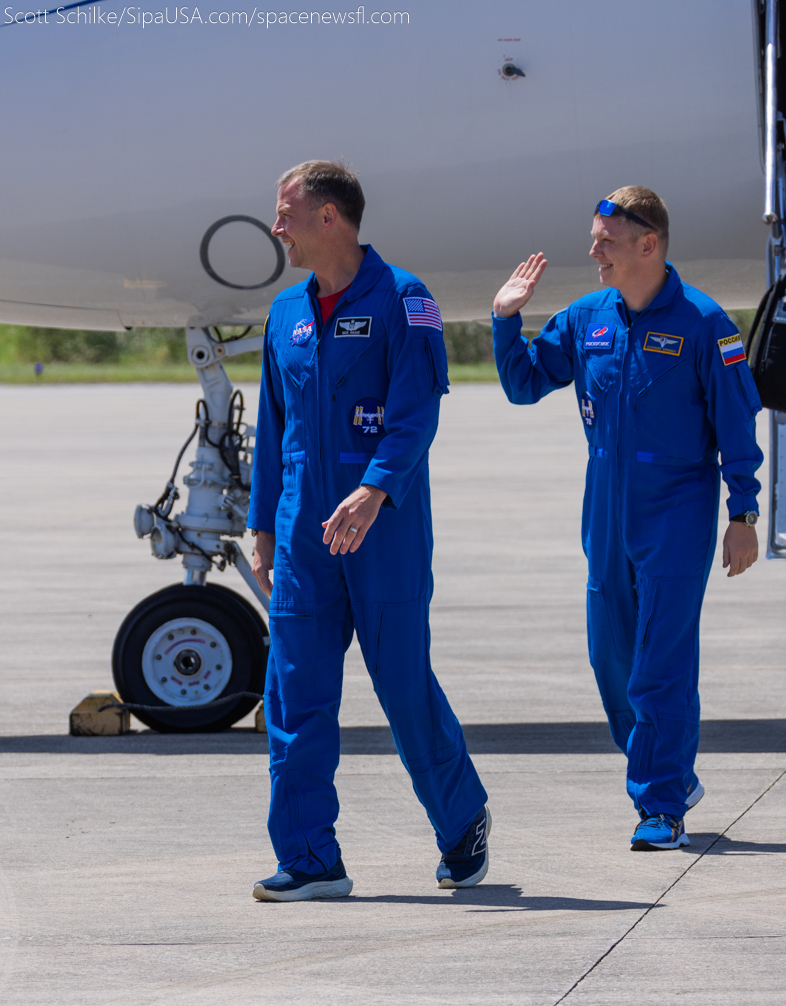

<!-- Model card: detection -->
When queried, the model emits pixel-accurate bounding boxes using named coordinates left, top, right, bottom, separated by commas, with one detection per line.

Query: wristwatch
left=249, top=528, right=259, bottom=537
left=730, top=511, right=758, bottom=527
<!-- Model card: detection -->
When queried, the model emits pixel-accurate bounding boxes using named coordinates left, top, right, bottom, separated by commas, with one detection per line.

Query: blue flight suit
left=493, top=264, right=762, bottom=818
left=248, top=245, right=487, bottom=874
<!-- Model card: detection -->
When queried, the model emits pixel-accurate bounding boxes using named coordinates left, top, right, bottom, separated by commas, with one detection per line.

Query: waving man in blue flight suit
left=492, top=187, right=762, bottom=851
left=248, top=161, right=489, bottom=901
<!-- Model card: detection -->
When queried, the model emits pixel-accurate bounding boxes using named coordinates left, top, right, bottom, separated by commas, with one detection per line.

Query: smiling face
left=589, top=213, right=656, bottom=293
left=272, top=178, right=334, bottom=271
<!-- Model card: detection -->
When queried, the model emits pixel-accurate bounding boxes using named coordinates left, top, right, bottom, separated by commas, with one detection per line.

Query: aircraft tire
left=112, top=583, right=268, bottom=733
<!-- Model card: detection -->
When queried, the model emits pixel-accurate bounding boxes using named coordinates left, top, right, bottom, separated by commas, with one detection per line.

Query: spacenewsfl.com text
left=4, top=5, right=410, bottom=26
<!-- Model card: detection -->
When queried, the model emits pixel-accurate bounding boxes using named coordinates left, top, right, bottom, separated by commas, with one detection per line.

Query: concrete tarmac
left=0, top=381, right=784, bottom=1005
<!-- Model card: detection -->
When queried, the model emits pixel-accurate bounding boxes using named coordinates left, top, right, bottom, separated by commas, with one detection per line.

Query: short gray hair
left=276, top=160, right=365, bottom=230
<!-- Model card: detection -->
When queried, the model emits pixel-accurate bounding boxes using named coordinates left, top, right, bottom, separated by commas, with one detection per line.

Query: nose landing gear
left=112, top=327, right=271, bottom=732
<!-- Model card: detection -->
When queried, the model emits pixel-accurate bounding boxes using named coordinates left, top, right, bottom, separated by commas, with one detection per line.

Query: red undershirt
left=317, top=284, right=350, bottom=323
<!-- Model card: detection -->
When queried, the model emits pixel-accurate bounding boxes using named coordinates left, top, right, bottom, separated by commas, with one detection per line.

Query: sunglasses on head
left=594, top=199, right=654, bottom=231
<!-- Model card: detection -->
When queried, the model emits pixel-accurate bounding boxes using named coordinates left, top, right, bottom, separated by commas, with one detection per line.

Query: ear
left=321, top=202, right=338, bottom=229
left=639, top=231, right=659, bottom=259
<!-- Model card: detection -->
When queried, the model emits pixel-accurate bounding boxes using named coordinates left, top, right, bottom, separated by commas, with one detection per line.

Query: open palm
left=493, top=253, right=548, bottom=318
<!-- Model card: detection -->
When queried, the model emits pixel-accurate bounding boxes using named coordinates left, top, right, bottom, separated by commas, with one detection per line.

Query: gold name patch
left=643, top=332, right=684, bottom=356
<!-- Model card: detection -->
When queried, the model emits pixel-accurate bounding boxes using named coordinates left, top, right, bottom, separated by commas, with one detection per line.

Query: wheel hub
left=173, top=649, right=202, bottom=676
left=141, top=617, right=232, bottom=707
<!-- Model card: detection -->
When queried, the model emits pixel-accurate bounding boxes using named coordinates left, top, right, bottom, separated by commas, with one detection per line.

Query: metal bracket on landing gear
left=133, top=327, right=270, bottom=608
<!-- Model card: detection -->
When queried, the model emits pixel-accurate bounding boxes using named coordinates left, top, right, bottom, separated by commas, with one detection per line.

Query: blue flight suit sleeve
left=360, top=287, right=449, bottom=510
left=248, top=318, right=285, bottom=534
left=698, top=313, right=763, bottom=518
left=492, top=310, right=575, bottom=403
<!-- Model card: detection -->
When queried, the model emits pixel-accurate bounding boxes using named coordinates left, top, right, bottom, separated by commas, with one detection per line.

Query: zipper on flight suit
left=335, top=340, right=379, bottom=388
left=310, top=286, right=354, bottom=524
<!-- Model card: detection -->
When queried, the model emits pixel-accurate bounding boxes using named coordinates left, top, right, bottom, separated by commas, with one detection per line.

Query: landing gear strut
left=113, top=328, right=271, bottom=731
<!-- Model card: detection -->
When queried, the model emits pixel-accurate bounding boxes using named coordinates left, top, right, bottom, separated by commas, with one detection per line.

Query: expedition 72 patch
left=580, top=392, right=596, bottom=427
left=351, top=399, right=385, bottom=437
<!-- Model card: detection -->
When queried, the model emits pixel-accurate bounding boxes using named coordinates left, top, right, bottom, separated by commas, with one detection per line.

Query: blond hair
left=601, top=186, right=669, bottom=255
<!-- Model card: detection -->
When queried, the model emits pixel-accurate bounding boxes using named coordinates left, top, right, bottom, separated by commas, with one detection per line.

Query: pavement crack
left=552, top=768, right=786, bottom=1005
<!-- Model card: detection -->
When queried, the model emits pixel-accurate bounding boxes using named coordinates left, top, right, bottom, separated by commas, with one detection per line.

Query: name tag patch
left=580, top=392, right=596, bottom=427
left=351, top=398, right=385, bottom=437
left=290, top=318, right=315, bottom=346
left=335, top=316, right=372, bottom=338
left=717, top=334, right=746, bottom=366
left=643, top=332, right=684, bottom=356
left=584, top=324, right=615, bottom=349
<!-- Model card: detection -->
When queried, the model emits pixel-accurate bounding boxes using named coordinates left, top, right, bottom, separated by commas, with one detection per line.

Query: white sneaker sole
left=632, top=832, right=690, bottom=851
left=252, top=876, right=353, bottom=902
left=685, top=779, right=705, bottom=810
left=438, top=808, right=492, bottom=889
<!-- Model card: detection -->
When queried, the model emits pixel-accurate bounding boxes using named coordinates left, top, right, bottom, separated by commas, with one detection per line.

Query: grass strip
left=0, top=361, right=501, bottom=385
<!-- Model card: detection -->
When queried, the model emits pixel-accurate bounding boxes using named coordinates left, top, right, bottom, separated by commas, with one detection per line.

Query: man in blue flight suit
left=248, top=161, right=489, bottom=900
left=492, top=187, right=762, bottom=851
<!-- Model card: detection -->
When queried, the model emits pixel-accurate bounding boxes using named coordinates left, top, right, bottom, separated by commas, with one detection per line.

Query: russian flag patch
left=403, top=296, right=443, bottom=331
left=717, top=334, right=746, bottom=366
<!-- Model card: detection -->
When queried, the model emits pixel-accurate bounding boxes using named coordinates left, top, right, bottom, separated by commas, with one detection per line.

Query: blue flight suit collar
left=610, top=262, right=681, bottom=325
left=304, top=245, right=386, bottom=310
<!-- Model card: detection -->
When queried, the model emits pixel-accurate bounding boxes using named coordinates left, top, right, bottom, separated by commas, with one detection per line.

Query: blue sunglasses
left=595, top=199, right=654, bottom=231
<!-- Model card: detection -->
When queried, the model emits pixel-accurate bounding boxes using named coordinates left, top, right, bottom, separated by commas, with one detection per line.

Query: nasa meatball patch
left=643, top=332, right=684, bottom=356
left=335, top=316, right=372, bottom=338
left=583, top=324, right=615, bottom=349
left=291, top=318, right=315, bottom=346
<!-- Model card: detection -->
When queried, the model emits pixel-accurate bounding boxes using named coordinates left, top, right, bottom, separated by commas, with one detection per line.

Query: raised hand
left=492, top=253, right=548, bottom=319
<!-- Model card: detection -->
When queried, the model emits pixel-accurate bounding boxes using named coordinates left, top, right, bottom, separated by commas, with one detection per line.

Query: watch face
left=745, top=512, right=758, bottom=526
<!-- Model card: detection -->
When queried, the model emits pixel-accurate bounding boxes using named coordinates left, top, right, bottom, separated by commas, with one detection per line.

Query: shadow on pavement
left=0, top=719, right=783, bottom=755
left=681, top=834, right=786, bottom=855
left=346, top=885, right=658, bottom=912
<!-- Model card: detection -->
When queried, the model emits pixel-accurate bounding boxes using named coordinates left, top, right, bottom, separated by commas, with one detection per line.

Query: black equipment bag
left=744, top=274, right=786, bottom=411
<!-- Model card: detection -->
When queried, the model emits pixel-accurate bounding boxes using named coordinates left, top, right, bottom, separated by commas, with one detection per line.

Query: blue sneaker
left=631, top=813, right=690, bottom=851
left=252, top=858, right=353, bottom=902
left=436, top=807, right=491, bottom=888
left=685, top=772, right=705, bottom=810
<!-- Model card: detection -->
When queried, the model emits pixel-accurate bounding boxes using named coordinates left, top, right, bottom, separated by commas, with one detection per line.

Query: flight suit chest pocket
left=281, top=359, right=310, bottom=390
left=578, top=323, right=619, bottom=393
left=414, top=335, right=450, bottom=398
left=635, top=354, right=689, bottom=398
left=634, top=331, right=690, bottom=395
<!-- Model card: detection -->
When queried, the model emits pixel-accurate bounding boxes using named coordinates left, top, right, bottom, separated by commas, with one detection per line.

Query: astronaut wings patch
left=403, top=296, right=443, bottom=331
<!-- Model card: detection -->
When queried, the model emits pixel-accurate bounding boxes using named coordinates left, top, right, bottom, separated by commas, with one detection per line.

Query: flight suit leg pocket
left=281, top=451, right=305, bottom=501
left=586, top=576, right=624, bottom=665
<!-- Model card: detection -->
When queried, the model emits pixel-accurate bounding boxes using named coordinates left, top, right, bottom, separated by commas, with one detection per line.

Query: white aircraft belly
left=0, top=0, right=766, bottom=328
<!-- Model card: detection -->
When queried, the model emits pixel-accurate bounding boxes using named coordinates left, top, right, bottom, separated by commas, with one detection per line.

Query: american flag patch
left=717, top=334, right=746, bottom=366
left=403, top=296, right=443, bottom=331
